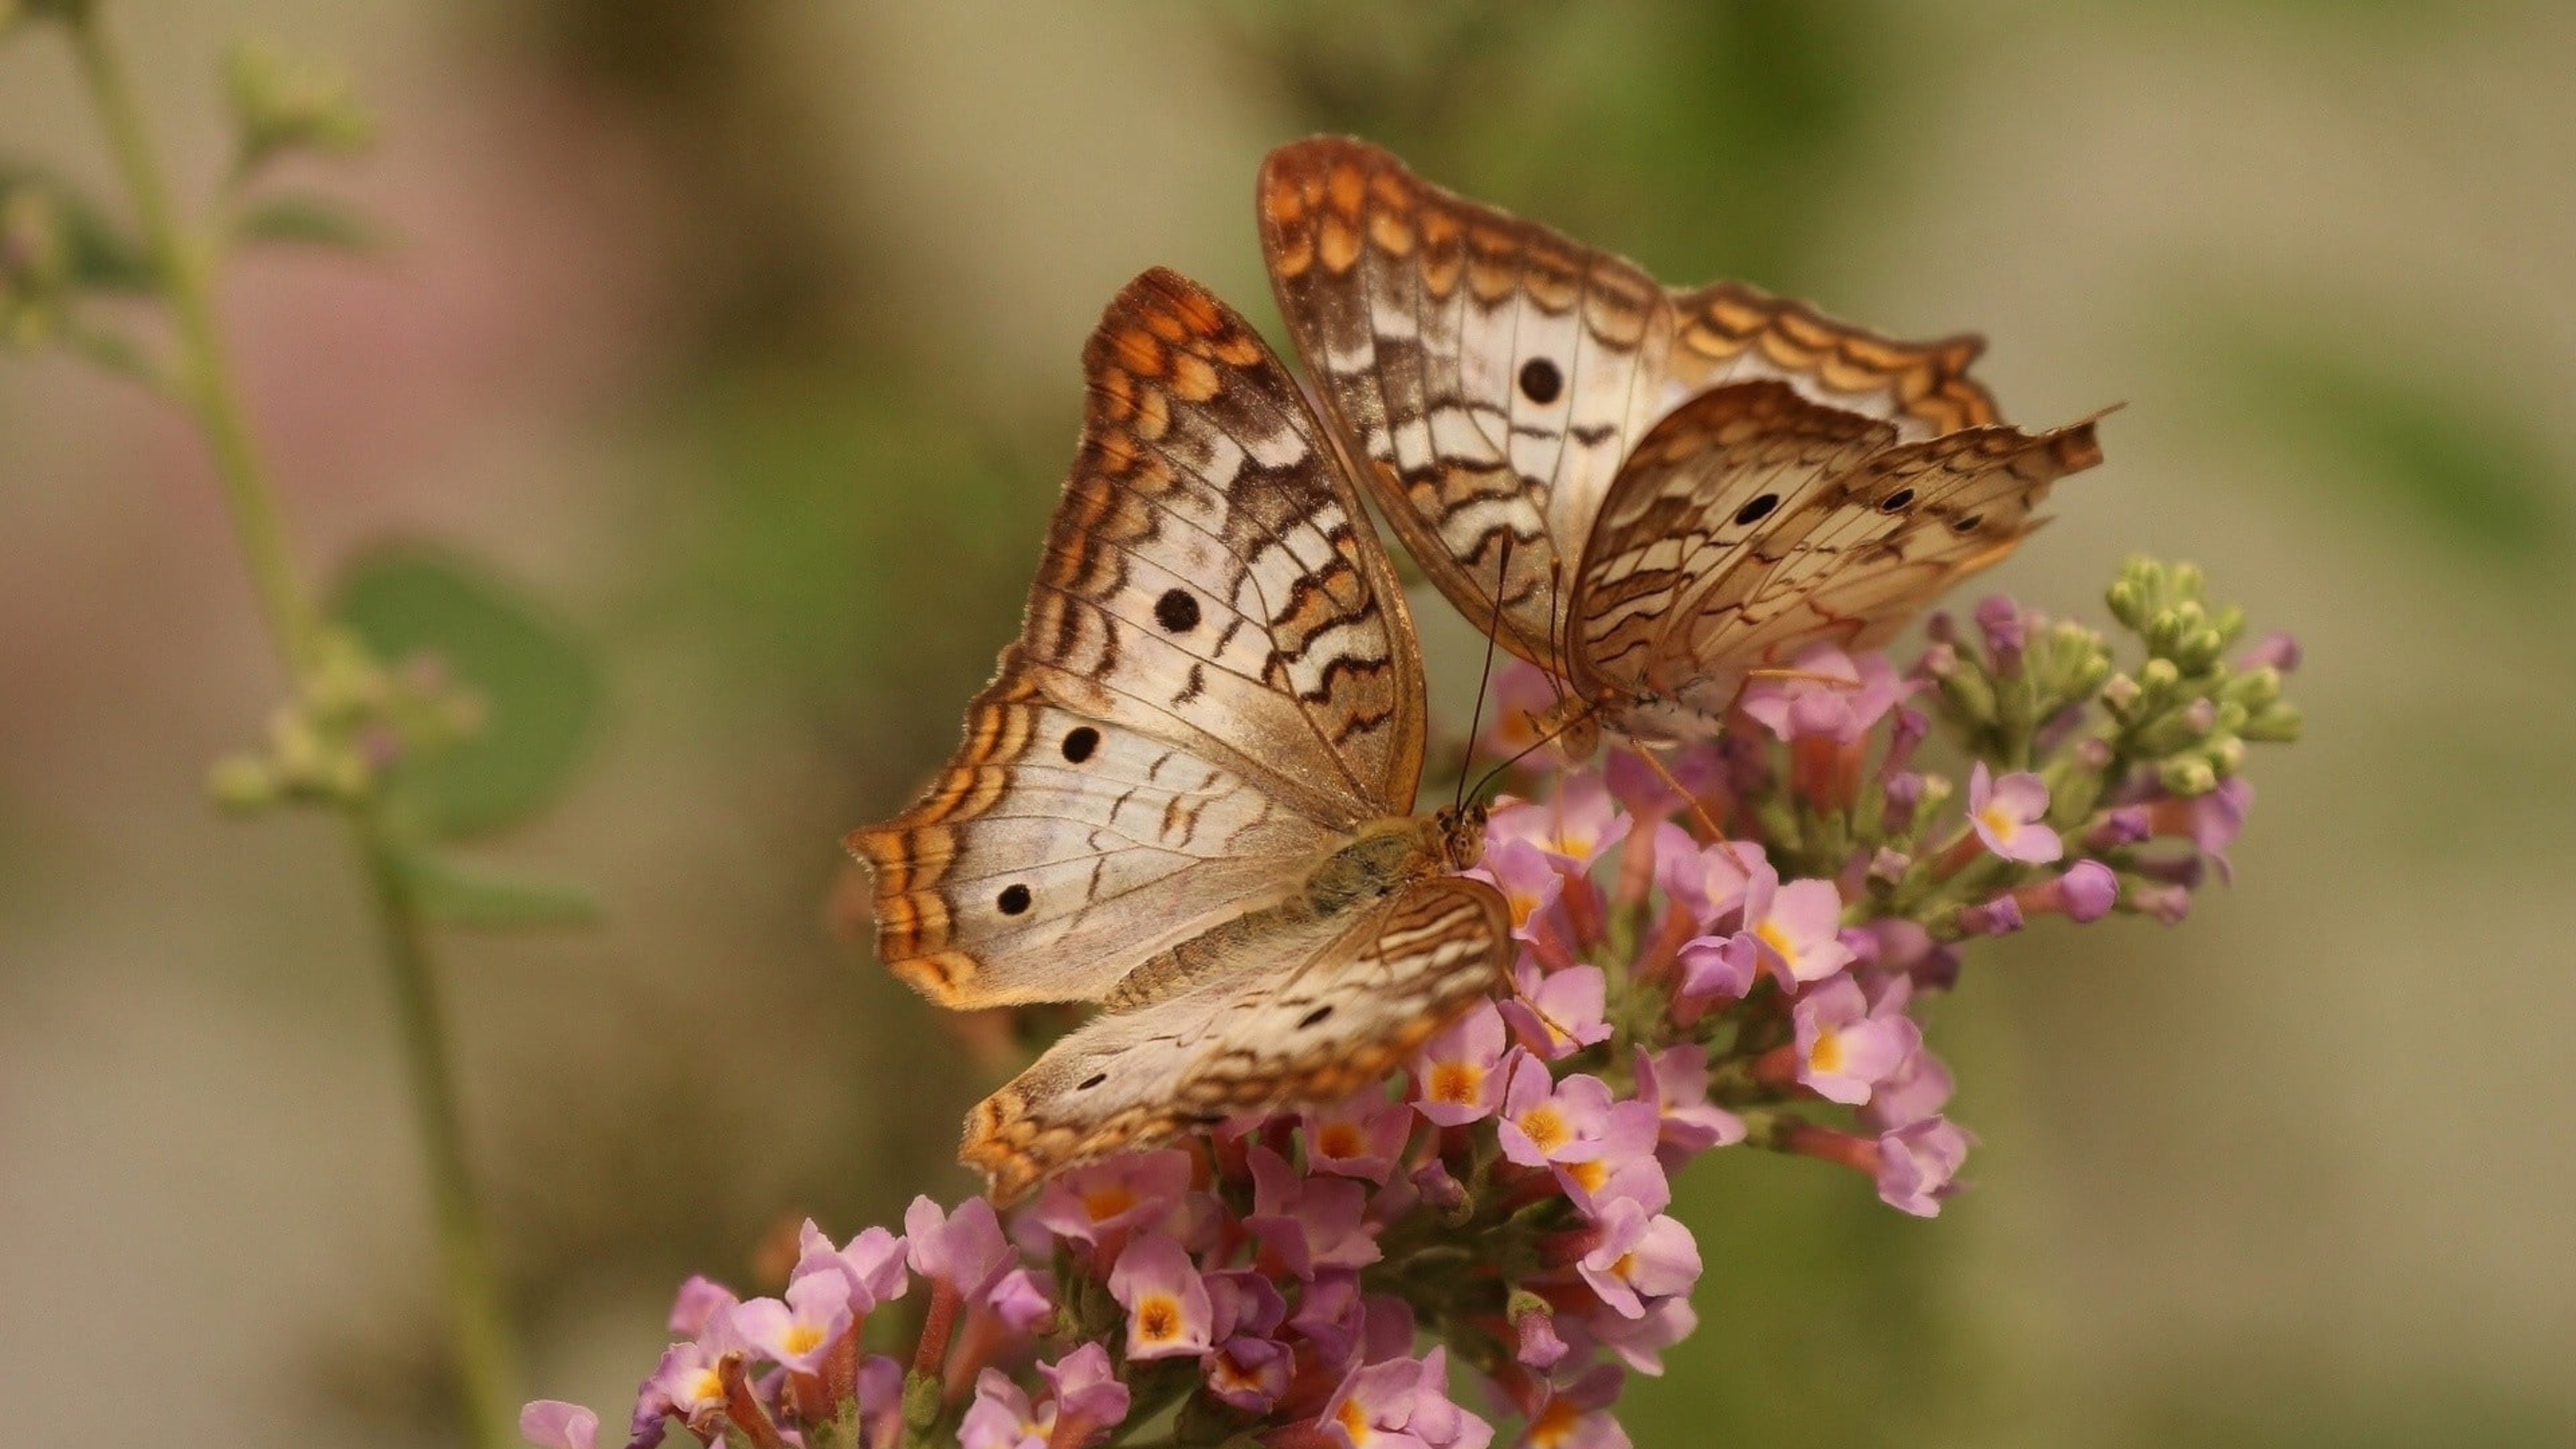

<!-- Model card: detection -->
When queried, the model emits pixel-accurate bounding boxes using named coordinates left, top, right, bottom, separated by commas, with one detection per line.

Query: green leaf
left=332, top=546, right=603, bottom=839
left=0, top=160, right=155, bottom=291
left=401, top=849, right=602, bottom=931
left=230, top=192, right=379, bottom=253
left=2227, top=333, right=2569, bottom=573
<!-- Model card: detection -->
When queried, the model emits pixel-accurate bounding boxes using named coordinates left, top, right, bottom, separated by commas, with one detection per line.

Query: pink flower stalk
left=1412, top=1003, right=1513, bottom=1126
left=1793, top=976, right=1923, bottom=1106
left=1965, top=763, right=2064, bottom=864
left=519, top=1401, right=598, bottom=1449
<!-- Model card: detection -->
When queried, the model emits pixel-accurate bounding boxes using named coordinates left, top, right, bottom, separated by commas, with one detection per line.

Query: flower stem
left=61, top=8, right=517, bottom=1444
left=65, top=2, right=318, bottom=674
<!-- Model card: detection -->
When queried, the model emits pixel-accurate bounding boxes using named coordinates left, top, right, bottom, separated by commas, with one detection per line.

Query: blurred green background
left=4, top=3, right=2572, bottom=1446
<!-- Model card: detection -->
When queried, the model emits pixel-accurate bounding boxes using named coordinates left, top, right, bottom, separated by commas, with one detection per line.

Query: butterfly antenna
left=1455, top=533, right=1515, bottom=814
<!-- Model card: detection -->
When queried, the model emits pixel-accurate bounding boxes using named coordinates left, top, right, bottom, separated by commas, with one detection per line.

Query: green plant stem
left=65, top=1, right=319, bottom=673
left=358, top=813, right=520, bottom=1444
left=62, top=8, right=517, bottom=1445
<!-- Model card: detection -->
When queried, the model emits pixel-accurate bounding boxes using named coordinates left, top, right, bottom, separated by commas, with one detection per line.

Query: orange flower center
left=1136, top=1295, right=1181, bottom=1343
left=1082, top=1183, right=1137, bottom=1222
left=1429, top=1061, right=1484, bottom=1104
left=1518, top=1104, right=1569, bottom=1153
left=1318, top=1122, right=1364, bottom=1158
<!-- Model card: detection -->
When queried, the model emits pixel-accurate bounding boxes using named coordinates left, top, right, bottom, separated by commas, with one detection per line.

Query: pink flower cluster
left=529, top=583, right=2296, bottom=1449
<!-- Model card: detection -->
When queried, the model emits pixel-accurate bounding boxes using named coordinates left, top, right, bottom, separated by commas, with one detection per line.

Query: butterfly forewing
left=1260, top=136, right=2107, bottom=737
left=851, top=268, right=1427, bottom=1011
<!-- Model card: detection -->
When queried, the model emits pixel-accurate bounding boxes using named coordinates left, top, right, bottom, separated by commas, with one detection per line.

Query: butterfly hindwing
left=961, top=875, right=1509, bottom=1198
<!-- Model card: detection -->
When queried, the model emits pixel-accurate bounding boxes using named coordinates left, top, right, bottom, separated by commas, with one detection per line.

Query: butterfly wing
left=1572, top=381, right=2104, bottom=732
left=1261, top=136, right=1671, bottom=671
left=962, top=876, right=1509, bottom=1197
left=1258, top=135, right=2014, bottom=683
left=849, top=268, right=1427, bottom=1010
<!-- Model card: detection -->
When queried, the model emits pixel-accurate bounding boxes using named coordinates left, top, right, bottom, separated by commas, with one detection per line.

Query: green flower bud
left=2158, top=756, right=2217, bottom=796
left=208, top=754, right=280, bottom=813
left=226, top=40, right=373, bottom=174
left=2241, top=702, right=2304, bottom=743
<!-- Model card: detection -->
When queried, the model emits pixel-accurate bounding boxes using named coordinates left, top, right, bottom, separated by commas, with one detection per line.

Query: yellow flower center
left=1318, top=1121, right=1364, bottom=1158
left=1337, top=1395, right=1374, bottom=1444
left=1756, top=917, right=1794, bottom=961
left=781, top=1323, right=825, bottom=1356
left=1081, top=1182, right=1138, bottom=1222
left=1609, top=1250, right=1637, bottom=1281
left=1507, top=889, right=1542, bottom=928
left=1519, top=1104, right=1569, bottom=1153
left=1567, top=1158, right=1608, bottom=1194
left=1429, top=1060, right=1484, bottom=1104
left=1136, top=1295, right=1181, bottom=1343
left=1527, top=1399, right=1579, bottom=1449
left=1808, top=1028, right=1844, bottom=1076
left=1978, top=804, right=2019, bottom=842
left=682, top=1369, right=723, bottom=1408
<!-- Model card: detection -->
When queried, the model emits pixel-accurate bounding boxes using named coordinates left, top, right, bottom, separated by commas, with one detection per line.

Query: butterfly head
left=1430, top=799, right=1490, bottom=873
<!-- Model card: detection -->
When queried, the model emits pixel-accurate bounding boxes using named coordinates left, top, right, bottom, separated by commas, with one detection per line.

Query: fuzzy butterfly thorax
left=1259, top=136, right=2109, bottom=745
left=849, top=268, right=1509, bottom=1199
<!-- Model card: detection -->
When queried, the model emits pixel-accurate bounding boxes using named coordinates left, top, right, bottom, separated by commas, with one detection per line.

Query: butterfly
left=847, top=267, right=1511, bottom=1200
left=1259, top=136, right=2107, bottom=748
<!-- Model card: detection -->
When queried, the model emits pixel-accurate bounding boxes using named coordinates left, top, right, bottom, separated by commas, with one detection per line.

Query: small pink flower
left=1742, top=869, right=1857, bottom=986
left=1576, top=1199, right=1702, bottom=1319
left=792, top=1221, right=908, bottom=1310
left=1206, top=1333, right=1295, bottom=1412
left=1632, top=1044, right=1745, bottom=1160
left=1968, top=763, right=2063, bottom=864
left=1247, top=1147, right=1381, bottom=1277
left=1514, top=1302, right=1570, bottom=1370
left=631, top=1341, right=727, bottom=1449
left=725, top=1272, right=852, bottom=1375
left=1579, top=1296, right=1696, bottom=1377
left=1413, top=1003, right=1511, bottom=1126
left=1522, top=1364, right=1630, bottom=1449
left=1793, top=976, right=1922, bottom=1106
left=1287, top=1271, right=1364, bottom=1366
left=1477, top=661, right=1563, bottom=761
left=984, top=1266, right=1055, bottom=1333
left=1671, top=931, right=1758, bottom=1016
left=1605, top=743, right=1724, bottom=824
left=1500, top=960, right=1611, bottom=1060
left=1737, top=645, right=1910, bottom=744
left=1490, top=770, right=1631, bottom=873
left=1468, top=838, right=1570, bottom=945
left=2014, top=859, right=2118, bottom=922
left=1302, top=1094, right=1416, bottom=1183
left=1860, top=1042, right=1955, bottom=1133
left=904, top=1195, right=1012, bottom=1297
left=1495, top=1059, right=1614, bottom=1169
left=666, top=1275, right=738, bottom=1337
left=1318, top=1347, right=1495, bottom=1449
left=1877, top=1117, right=1972, bottom=1217
left=519, top=1400, right=598, bottom=1449
left=959, top=1367, right=1050, bottom=1449
left=1653, top=832, right=1766, bottom=929
left=1030, top=1150, right=1192, bottom=1244
left=1038, top=1341, right=1132, bottom=1441
left=1105, top=1235, right=1213, bottom=1360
